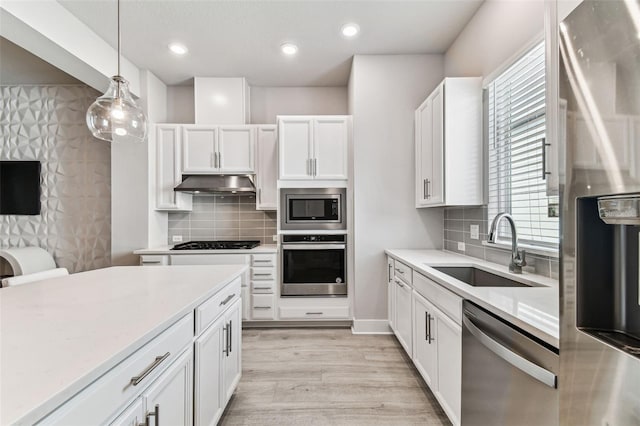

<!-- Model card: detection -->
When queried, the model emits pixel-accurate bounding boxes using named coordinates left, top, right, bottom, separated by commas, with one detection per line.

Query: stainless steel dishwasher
left=461, top=300, right=559, bottom=425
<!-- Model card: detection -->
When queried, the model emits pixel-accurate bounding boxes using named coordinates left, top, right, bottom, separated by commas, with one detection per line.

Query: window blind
left=487, top=42, right=559, bottom=247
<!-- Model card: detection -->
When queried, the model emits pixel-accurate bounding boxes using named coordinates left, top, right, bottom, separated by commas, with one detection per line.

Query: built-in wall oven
left=280, top=188, right=346, bottom=231
left=281, top=234, right=347, bottom=296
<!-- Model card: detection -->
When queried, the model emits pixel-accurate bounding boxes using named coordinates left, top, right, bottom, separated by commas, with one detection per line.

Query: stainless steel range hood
left=174, top=175, right=255, bottom=194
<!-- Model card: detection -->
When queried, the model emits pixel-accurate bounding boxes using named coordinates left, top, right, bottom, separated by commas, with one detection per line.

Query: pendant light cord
left=117, top=0, right=121, bottom=76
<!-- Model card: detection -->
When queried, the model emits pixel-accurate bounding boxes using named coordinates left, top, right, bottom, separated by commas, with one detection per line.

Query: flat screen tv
left=0, top=161, right=41, bottom=215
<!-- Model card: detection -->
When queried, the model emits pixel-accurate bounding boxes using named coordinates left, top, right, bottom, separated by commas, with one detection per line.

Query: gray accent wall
left=0, top=85, right=111, bottom=273
left=168, top=195, right=276, bottom=245
left=444, top=206, right=559, bottom=279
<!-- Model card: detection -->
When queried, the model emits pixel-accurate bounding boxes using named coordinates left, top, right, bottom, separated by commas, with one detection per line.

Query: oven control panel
left=282, top=235, right=346, bottom=243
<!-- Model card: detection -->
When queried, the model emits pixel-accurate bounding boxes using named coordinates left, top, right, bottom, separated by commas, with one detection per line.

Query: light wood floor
left=220, top=328, right=451, bottom=426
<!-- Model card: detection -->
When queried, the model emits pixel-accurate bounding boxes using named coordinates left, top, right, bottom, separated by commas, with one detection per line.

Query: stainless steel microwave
left=280, top=188, right=347, bottom=230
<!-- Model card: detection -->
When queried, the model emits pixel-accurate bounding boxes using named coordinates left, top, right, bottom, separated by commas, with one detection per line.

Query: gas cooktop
left=171, top=240, right=260, bottom=250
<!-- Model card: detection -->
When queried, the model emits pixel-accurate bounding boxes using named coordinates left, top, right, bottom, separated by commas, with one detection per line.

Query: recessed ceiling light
left=281, top=43, right=298, bottom=56
left=168, top=42, right=188, bottom=55
left=341, top=23, right=360, bottom=38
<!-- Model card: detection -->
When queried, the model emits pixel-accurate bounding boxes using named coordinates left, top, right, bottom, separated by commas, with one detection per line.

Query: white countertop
left=134, top=244, right=278, bottom=255
left=0, top=265, right=247, bottom=425
left=385, top=249, right=559, bottom=348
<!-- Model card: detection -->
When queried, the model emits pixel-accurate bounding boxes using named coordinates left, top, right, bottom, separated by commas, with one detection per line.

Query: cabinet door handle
left=427, top=313, right=435, bottom=344
left=211, top=152, right=215, bottom=168
left=218, top=152, right=222, bottom=168
left=228, top=319, right=233, bottom=354
left=313, top=158, right=318, bottom=176
left=130, top=352, right=170, bottom=386
left=220, top=294, right=235, bottom=306
left=423, top=179, right=427, bottom=199
left=223, top=323, right=229, bottom=356
left=258, top=188, right=261, bottom=203
left=426, top=179, right=431, bottom=199
left=425, top=312, right=429, bottom=341
left=145, top=404, right=159, bottom=426
left=388, top=263, right=392, bottom=282
left=307, top=158, right=312, bottom=176
left=541, top=138, right=551, bottom=180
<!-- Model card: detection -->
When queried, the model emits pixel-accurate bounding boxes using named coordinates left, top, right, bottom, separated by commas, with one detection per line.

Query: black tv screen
left=0, top=161, right=41, bottom=215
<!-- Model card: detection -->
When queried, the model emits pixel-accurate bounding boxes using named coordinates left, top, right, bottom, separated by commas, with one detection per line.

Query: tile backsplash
left=444, top=206, right=559, bottom=279
left=168, top=195, right=277, bottom=245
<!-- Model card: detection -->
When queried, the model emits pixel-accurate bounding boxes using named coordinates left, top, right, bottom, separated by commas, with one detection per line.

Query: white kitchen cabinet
left=155, top=125, right=192, bottom=211
left=194, top=77, right=250, bottom=125
left=278, top=116, right=350, bottom=181
left=412, top=291, right=438, bottom=390
left=182, top=125, right=255, bottom=174
left=256, top=125, right=278, bottom=210
left=241, top=287, right=250, bottom=320
left=142, top=347, right=193, bottom=426
left=387, top=256, right=395, bottom=331
left=194, top=317, right=224, bottom=426
left=109, top=398, right=144, bottom=426
left=415, top=77, right=483, bottom=207
left=435, top=307, right=462, bottom=426
left=218, top=126, right=255, bottom=173
left=222, top=299, right=242, bottom=404
left=394, top=277, right=413, bottom=356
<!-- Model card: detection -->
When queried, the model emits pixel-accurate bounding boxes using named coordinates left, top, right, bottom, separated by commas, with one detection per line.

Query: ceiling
left=57, top=0, right=484, bottom=87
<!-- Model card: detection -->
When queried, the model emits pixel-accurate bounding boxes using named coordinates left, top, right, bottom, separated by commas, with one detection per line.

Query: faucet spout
left=488, top=212, right=527, bottom=273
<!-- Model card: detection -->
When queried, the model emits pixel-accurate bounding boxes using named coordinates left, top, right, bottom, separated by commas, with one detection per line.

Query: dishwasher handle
left=462, top=314, right=557, bottom=389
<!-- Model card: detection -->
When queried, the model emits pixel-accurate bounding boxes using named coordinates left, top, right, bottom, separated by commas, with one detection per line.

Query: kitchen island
left=1, top=265, right=246, bottom=425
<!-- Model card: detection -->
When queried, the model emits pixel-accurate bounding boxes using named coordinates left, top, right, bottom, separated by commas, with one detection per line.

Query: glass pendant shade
left=86, top=75, right=147, bottom=142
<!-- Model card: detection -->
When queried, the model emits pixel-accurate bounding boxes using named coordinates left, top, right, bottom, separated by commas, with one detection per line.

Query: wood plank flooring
left=220, top=328, right=451, bottom=425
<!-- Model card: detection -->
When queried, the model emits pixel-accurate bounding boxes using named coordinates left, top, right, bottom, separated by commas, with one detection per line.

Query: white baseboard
left=351, top=319, right=393, bottom=335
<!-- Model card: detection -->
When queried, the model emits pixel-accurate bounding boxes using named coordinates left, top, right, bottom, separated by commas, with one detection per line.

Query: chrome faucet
left=488, top=212, right=527, bottom=274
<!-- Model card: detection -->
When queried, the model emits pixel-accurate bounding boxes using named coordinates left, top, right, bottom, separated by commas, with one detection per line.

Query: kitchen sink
left=432, top=266, right=532, bottom=287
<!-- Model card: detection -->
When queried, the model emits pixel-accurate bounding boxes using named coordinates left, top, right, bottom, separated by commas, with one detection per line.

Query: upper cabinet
left=156, top=125, right=192, bottom=211
left=415, top=78, right=483, bottom=208
left=194, top=77, right=250, bottom=125
left=278, top=116, right=350, bottom=181
left=182, top=125, right=255, bottom=174
left=255, top=125, right=278, bottom=210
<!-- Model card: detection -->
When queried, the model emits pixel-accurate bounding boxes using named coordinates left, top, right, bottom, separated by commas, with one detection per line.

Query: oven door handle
left=282, top=244, right=346, bottom=250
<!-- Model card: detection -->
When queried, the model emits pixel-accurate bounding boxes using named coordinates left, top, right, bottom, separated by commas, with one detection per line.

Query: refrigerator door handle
left=463, top=314, right=557, bottom=389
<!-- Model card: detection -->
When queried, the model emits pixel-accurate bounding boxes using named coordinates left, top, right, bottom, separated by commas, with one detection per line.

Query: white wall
left=444, top=0, right=545, bottom=78
left=349, top=55, right=445, bottom=330
left=250, top=86, right=348, bottom=124
left=111, top=70, right=167, bottom=265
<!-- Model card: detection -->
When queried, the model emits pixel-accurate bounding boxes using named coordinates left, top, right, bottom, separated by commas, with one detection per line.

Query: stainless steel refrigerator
left=559, top=1, right=640, bottom=424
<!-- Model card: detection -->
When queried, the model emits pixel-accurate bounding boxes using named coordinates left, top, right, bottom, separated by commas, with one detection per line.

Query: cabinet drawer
left=251, top=253, right=276, bottom=267
left=140, top=255, right=168, bottom=266
left=252, top=294, right=276, bottom=320
left=394, top=261, right=413, bottom=285
left=195, top=277, right=242, bottom=335
left=251, top=280, right=275, bottom=294
left=40, top=314, right=194, bottom=425
left=279, top=306, right=350, bottom=320
left=413, top=271, right=462, bottom=324
left=251, top=267, right=276, bottom=281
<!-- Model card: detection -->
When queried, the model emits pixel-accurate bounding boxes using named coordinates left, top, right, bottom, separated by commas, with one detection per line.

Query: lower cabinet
left=394, top=278, right=413, bottom=355
left=142, top=348, right=194, bottom=426
left=387, top=259, right=462, bottom=426
left=387, top=256, right=395, bottom=331
left=222, top=299, right=242, bottom=404
left=194, top=317, right=225, bottom=426
left=413, top=292, right=438, bottom=389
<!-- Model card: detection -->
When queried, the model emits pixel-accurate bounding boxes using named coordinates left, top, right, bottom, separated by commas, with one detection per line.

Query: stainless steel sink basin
left=432, top=266, right=531, bottom=287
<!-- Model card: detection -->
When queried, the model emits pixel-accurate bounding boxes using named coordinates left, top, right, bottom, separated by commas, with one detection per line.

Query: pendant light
left=86, top=0, right=147, bottom=142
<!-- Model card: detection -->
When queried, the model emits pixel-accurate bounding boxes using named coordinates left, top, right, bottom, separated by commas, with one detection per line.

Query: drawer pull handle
left=306, top=312, right=323, bottom=315
left=254, top=306, right=272, bottom=309
left=220, top=294, right=235, bottom=306
left=253, top=286, right=272, bottom=290
left=395, top=268, right=405, bottom=274
left=131, top=352, right=170, bottom=386
left=253, top=260, right=272, bottom=263
left=142, top=260, right=162, bottom=264
left=145, top=404, right=159, bottom=426
left=254, top=273, right=272, bottom=276
left=395, top=279, right=404, bottom=288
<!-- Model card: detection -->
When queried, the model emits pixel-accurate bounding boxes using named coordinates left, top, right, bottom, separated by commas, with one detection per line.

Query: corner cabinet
left=415, top=77, right=483, bottom=208
left=278, top=116, right=350, bottom=181
left=156, top=125, right=192, bottom=211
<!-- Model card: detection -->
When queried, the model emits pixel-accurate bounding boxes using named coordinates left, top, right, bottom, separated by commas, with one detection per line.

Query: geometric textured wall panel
left=0, top=85, right=111, bottom=273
